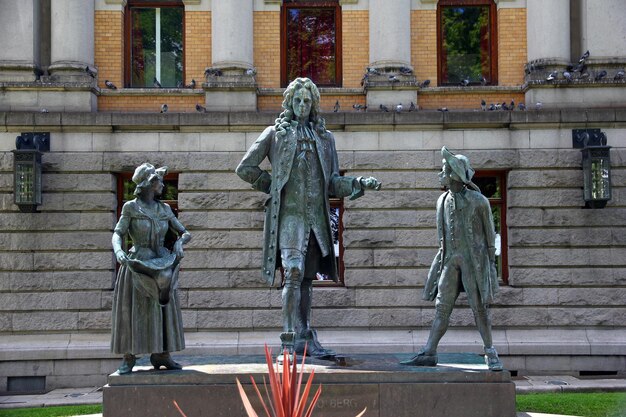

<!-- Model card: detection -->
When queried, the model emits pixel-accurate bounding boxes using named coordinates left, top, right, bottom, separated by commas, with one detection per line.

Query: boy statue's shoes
left=484, top=346, right=503, bottom=371
left=400, top=349, right=438, bottom=366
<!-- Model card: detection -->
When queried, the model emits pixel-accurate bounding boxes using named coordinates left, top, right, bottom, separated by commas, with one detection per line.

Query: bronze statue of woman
left=111, top=163, right=191, bottom=374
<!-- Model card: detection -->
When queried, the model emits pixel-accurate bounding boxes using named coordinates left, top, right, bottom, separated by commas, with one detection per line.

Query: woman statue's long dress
left=111, top=163, right=191, bottom=374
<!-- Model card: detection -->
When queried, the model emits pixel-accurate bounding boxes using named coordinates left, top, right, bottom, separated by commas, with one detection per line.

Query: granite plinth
left=103, top=353, right=516, bottom=417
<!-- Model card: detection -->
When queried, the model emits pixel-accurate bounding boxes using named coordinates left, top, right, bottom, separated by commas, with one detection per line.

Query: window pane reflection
left=131, top=7, right=183, bottom=88
left=286, top=8, right=337, bottom=85
left=441, top=6, right=491, bottom=85
left=473, top=175, right=500, bottom=198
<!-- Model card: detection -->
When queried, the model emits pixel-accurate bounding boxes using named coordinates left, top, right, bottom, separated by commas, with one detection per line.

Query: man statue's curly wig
left=274, top=77, right=327, bottom=138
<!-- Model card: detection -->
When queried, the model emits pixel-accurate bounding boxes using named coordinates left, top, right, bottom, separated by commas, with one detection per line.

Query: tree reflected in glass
left=441, top=6, right=490, bottom=85
left=286, top=7, right=337, bottom=86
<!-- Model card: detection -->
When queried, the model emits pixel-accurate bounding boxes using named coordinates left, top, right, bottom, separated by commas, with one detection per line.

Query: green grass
left=1, top=393, right=625, bottom=417
left=0, top=404, right=102, bottom=417
left=516, top=392, right=626, bottom=417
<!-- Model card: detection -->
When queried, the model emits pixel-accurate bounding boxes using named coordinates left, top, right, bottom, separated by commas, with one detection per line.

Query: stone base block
left=366, top=89, right=418, bottom=111
left=525, top=85, right=626, bottom=109
left=0, top=89, right=96, bottom=112
left=205, top=90, right=257, bottom=111
left=103, top=353, right=516, bottom=417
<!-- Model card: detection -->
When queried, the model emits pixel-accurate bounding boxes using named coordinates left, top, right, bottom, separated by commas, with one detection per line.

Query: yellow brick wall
left=98, top=95, right=203, bottom=112
left=185, top=11, right=211, bottom=85
left=497, top=8, right=526, bottom=86
left=411, top=10, right=438, bottom=86
left=254, top=11, right=281, bottom=88
left=258, top=94, right=366, bottom=113
left=95, top=10, right=124, bottom=90
left=342, top=10, right=369, bottom=88
left=95, top=6, right=526, bottom=112
left=419, top=91, right=525, bottom=110
left=257, top=96, right=283, bottom=112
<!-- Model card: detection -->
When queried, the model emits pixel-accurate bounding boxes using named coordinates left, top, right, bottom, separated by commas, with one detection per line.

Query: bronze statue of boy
left=402, top=147, right=503, bottom=371
left=236, top=78, right=380, bottom=358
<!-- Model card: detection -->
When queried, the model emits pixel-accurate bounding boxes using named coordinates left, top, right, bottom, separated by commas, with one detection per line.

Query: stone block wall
left=0, top=110, right=624, bottom=336
left=0, top=110, right=625, bottom=390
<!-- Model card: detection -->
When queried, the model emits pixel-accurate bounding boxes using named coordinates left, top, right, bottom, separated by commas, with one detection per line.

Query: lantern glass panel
left=15, top=162, right=35, bottom=204
left=13, top=150, right=42, bottom=207
left=583, top=147, right=611, bottom=203
left=590, top=157, right=610, bottom=200
left=15, top=162, right=41, bottom=205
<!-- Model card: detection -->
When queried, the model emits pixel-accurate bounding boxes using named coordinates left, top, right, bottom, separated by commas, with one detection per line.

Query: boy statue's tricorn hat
left=441, top=146, right=481, bottom=192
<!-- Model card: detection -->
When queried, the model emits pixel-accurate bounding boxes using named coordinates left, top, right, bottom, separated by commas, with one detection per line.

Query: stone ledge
left=0, top=328, right=623, bottom=361
left=0, top=108, right=625, bottom=131
left=419, top=85, right=524, bottom=94
left=0, top=82, right=97, bottom=94
left=99, top=88, right=203, bottom=96
left=258, top=87, right=365, bottom=96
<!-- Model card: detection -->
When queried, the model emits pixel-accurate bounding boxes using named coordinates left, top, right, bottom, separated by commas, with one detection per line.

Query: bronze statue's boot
left=117, top=353, right=136, bottom=374
left=400, top=349, right=438, bottom=366
left=484, top=346, right=503, bottom=371
left=150, top=352, right=182, bottom=370
left=280, top=331, right=296, bottom=354
left=295, top=329, right=336, bottom=360
left=278, top=332, right=296, bottom=362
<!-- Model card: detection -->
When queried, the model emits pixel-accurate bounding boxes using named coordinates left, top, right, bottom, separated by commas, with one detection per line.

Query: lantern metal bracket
left=572, top=129, right=607, bottom=149
left=16, top=132, right=50, bottom=152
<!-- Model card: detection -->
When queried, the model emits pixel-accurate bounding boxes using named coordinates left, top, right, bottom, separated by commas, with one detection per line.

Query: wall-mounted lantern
left=573, top=129, right=611, bottom=209
left=12, top=133, right=50, bottom=213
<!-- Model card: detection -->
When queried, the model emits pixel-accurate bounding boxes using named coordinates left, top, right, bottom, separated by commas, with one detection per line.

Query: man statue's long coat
left=236, top=123, right=359, bottom=286
left=422, top=188, right=499, bottom=305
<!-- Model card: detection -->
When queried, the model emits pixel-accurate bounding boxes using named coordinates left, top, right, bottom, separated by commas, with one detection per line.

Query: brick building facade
left=0, top=0, right=625, bottom=391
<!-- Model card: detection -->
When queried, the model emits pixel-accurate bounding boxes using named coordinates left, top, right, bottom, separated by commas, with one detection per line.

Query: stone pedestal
left=366, top=0, right=417, bottom=109
left=205, top=0, right=257, bottom=111
left=103, top=353, right=515, bottom=417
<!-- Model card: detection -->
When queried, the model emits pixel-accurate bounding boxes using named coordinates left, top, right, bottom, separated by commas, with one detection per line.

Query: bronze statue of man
left=236, top=78, right=380, bottom=358
left=402, top=147, right=503, bottom=371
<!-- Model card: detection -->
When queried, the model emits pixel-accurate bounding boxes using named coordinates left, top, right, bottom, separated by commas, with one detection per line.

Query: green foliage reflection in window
left=286, top=7, right=337, bottom=86
left=122, top=177, right=178, bottom=204
left=473, top=172, right=507, bottom=282
left=130, top=7, right=183, bottom=88
left=441, top=6, right=490, bottom=84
